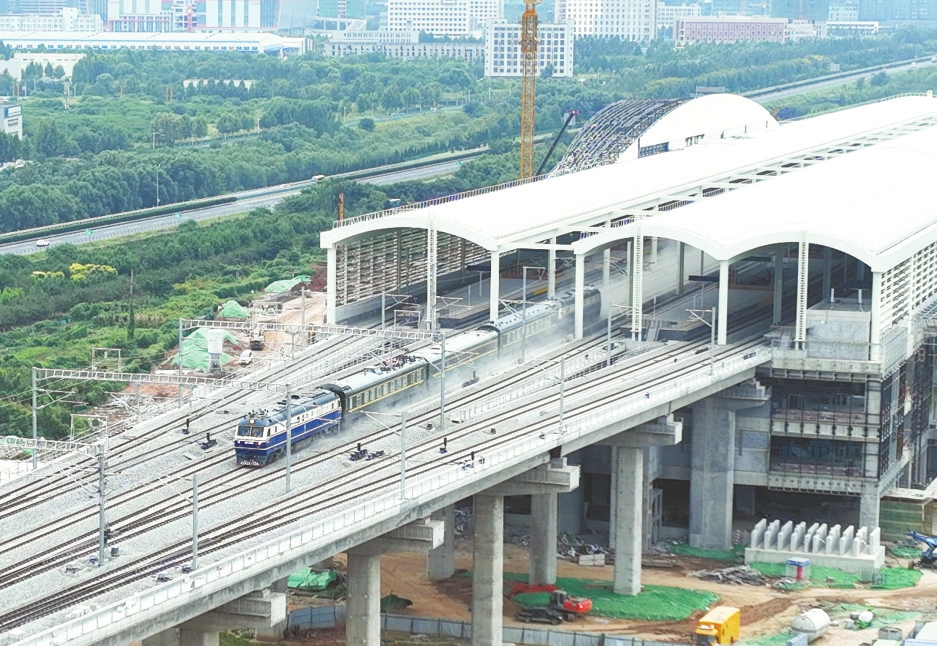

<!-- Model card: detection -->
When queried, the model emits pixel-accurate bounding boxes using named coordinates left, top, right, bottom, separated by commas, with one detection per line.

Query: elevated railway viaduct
left=8, top=93, right=937, bottom=646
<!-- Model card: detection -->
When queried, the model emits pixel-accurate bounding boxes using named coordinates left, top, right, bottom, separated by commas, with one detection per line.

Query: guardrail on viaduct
left=11, top=348, right=770, bottom=646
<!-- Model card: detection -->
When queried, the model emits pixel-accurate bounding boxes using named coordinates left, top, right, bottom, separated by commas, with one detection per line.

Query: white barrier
left=12, top=348, right=770, bottom=646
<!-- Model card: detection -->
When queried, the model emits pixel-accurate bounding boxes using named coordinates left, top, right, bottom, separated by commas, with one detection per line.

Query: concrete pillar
left=529, top=493, right=558, bottom=585
left=689, top=398, right=736, bottom=549
left=143, top=629, right=179, bottom=646
left=548, top=236, right=556, bottom=298
left=651, top=237, right=658, bottom=265
left=773, top=250, right=783, bottom=324
left=427, top=505, right=456, bottom=581
left=860, top=482, right=880, bottom=530
left=717, top=260, right=729, bottom=345
left=735, top=484, right=756, bottom=518
left=677, top=242, right=685, bottom=296
left=489, top=250, right=500, bottom=323
left=574, top=252, right=585, bottom=339
left=870, top=271, right=882, bottom=362
left=823, top=247, right=832, bottom=300
left=346, top=550, right=381, bottom=646
left=603, top=247, right=611, bottom=287
left=614, top=446, right=643, bottom=595
left=472, top=493, right=504, bottom=646
left=143, top=629, right=220, bottom=646
left=326, top=245, right=337, bottom=325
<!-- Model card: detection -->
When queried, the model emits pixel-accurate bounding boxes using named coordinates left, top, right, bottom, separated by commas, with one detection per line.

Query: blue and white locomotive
left=234, top=286, right=601, bottom=465
left=234, top=390, right=342, bottom=466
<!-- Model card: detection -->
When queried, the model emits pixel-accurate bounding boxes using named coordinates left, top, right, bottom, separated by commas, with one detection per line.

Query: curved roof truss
left=550, top=99, right=683, bottom=176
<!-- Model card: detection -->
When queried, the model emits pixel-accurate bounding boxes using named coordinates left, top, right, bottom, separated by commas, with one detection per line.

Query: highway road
left=0, top=159, right=464, bottom=255
left=750, top=59, right=937, bottom=103
left=3, top=57, right=933, bottom=256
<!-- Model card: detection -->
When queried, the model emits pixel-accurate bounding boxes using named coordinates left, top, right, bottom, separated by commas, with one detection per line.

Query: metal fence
left=288, top=609, right=681, bottom=646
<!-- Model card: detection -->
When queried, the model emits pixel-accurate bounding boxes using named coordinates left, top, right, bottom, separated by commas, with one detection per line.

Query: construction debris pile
left=689, top=565, right=768, bottom=586
left=558, top=533, right=613, bottom=564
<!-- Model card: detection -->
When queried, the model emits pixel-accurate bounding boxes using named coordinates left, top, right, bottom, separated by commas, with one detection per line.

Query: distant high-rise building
left=484, top=19, right=573, bottom=77
left=557, top=0, right=656, bottom=40
left=828, top=0, right=858, bottom=20
left=675, top=14, right=786, bottom=41
left=386, top=0, right=502, bottom=35
left=14, top=0, right=80, bottom=12
left=318, top=0, right=365, bottom=19
left=702, top=0, right=768, bottom=15
left=278, top=0, right=314, bottom=30
left=657, top=1, right=702, bottom=30
left=771, top=0, right=829, bottom=20
left=859, top=0, right=937, bottom=20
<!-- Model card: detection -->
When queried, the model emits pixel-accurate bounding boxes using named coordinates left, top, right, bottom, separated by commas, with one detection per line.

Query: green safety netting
left=218, top=299, right=249, bottom=319
left=170, top=327, right=240, bottom=369
left=264, top=275, right=311, bottom=294
left=287, top=569, right=338, bottom=591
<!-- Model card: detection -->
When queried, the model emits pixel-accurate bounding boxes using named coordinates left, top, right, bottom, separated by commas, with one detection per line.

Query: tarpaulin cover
left=265, top=275, right=311, bottom=294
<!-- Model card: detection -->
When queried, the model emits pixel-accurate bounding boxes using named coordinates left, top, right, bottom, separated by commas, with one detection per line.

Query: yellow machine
left=695, top=607, right=741, bottom=646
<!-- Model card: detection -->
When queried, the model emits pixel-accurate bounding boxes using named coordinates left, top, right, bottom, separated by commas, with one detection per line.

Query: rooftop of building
left=322, top=94, right=937, bottom=280
left=0, top=30, right=304, bottom=47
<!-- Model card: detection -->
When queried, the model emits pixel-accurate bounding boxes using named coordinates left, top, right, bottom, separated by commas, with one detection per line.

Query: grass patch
left=512, top=577, right=718, bottom=621
left=873, top=567, right=922, bottom=590
left=889, top=545, right=921, bottom=559
left=748, top=564, right=921, bottom=590
left=220, top=633, right=254, bottom=646
left=740, top=631, right=795, bottom=646
left=749, top=562, right=858, bottom=588
left=664, top=543, right=745, bottom=562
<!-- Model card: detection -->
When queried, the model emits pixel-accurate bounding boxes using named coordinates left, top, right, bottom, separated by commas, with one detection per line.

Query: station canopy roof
left=320, top=94, right=937, bottom=271
left=580, top=122, right=937, bottom=273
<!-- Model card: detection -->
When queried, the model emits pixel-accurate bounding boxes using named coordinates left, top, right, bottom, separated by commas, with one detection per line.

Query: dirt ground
left=278, top=542, right=937, bottom=646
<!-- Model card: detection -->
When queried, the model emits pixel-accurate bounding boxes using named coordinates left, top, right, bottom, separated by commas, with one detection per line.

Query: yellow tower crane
left=519, top=0, right=541, bottom=179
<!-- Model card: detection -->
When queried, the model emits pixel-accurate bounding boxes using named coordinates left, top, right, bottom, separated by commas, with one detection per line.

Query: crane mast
left=519, top=0, right=541, bottom=179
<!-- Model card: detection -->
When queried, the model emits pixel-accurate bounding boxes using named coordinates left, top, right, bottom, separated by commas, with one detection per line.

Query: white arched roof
left=617, top=93, right=778, bottom=161
left=321, top=94, right=937, bottom=258
left=574, top=123, right=937, bottom=273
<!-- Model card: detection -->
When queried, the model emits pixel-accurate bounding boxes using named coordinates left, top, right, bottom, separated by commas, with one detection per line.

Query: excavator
left=907, top=530, right=937, bottom=568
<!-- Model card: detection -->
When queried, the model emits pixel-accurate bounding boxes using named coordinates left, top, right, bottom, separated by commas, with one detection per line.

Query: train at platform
left=233, top=286, right=601, bottom=466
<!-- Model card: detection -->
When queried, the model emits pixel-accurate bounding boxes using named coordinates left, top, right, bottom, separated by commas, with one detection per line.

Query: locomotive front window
left=237, top=426, right=251, bottom=436
left=251, top=428, right=264, bottom=437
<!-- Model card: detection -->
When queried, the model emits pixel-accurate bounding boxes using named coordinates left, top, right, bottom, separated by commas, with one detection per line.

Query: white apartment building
left=484, top=19, right=573, bottom=78
left=556, top=0, right=656, bottom=41
left=656, top=1, right=700, bottom=30
left=0, top=7, right=101, bottom=31
left=108, top=0, right=266, bottom=31
left=324, top=30, right=483, bottom=60
left=0, top=101, right=22, bottom=139
left=386, top=0, right=502, bottom=36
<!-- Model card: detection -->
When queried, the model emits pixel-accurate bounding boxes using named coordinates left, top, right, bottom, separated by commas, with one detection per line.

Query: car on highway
left=35, top=239, right=49, bottom=248
left=515, top=607, right=563, bottom=625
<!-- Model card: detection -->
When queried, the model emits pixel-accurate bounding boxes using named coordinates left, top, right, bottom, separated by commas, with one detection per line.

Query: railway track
left=0, top=332, right=765, bottom=633
left=0, top=252, right=840, bottom=633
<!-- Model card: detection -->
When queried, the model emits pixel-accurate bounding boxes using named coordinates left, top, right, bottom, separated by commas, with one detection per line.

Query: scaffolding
left=335, top=229, right=487, bottom=309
